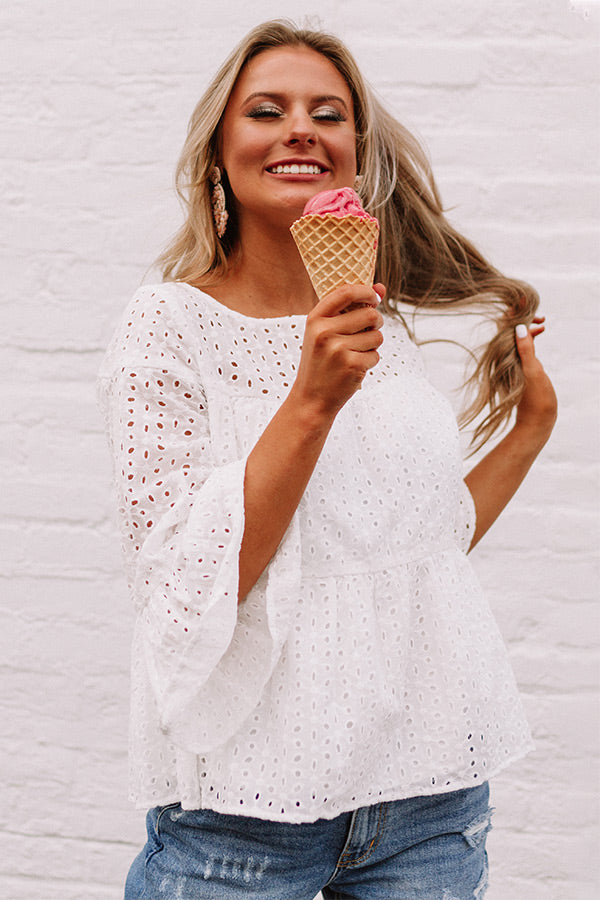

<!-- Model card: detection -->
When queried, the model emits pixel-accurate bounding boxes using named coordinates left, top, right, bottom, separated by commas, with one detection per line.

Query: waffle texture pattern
left=97, top=281, right=533, bottom=822
left=290, top=214, right=379, bottom=299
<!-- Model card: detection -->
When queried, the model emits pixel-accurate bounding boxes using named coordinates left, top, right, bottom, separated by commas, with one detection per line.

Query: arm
left=465, top=319, right=557, bottom=549
left=238, top=283, right=384, bottom=600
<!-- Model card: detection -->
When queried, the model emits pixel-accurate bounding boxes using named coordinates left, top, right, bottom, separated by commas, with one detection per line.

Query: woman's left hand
left=465, top=316, right=557, bottom=549
left=514, top=317, right=558, bottom=447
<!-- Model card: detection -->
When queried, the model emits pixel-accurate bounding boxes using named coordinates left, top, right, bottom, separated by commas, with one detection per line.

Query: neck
left=202, top=219, right=318, bottom=318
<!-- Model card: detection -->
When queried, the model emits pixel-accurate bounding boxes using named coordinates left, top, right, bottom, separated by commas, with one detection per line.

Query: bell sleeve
left=98, top=287, right=299, bottom=755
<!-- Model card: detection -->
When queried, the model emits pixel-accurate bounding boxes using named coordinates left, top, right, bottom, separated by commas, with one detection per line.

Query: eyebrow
left=243, top=92, right=350, bottom=111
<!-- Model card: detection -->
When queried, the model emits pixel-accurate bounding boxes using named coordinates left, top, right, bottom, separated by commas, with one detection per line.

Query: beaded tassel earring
left=210, top=167, right=228, bottom=238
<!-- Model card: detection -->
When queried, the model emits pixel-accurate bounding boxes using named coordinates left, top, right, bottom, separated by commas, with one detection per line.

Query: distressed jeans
left=124, top=781, right=492, bottom=899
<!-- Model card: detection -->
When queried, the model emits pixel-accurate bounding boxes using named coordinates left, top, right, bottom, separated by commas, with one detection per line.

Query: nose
left=284, top=106, right=317, bottom=147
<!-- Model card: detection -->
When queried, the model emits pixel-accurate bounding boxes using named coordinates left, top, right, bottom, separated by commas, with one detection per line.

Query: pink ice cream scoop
left=302, top=187, right=378, bottom=223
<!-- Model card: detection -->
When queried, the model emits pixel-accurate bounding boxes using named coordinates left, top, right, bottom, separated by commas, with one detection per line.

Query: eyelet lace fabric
left=97, top=282, right=533, bottom=822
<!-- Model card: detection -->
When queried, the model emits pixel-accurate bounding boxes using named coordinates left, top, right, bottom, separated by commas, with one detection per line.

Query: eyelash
left=314, top=108, right=344, bottom=122
left=247, top=106, right=282, bottom=119
left=247, top=105, right=344, bottom=123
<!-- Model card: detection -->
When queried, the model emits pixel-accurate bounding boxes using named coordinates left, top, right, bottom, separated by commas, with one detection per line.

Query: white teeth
left=270, top=164, right=323, bottom=175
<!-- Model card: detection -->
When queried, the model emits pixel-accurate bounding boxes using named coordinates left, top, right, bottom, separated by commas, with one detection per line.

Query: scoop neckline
left=178, top=281, right=309, bottom=324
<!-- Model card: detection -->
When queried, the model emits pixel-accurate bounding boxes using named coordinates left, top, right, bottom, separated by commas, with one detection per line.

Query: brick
left=0, top=117, right=93, bottom=161
left=484, top=40, right=600, bottom=85
left=0, top=829, right=134, bottom=885
left=1, top=521, right=120, bottom=576
left=511, top=645, right=599, bottom=692
left=4, top=294, right=118, bottom=350
left=387, top=84, right=598, bottom=133
left=337, top=0, right=596, bottom=39
left=531, top=274, right=599, bottom=321
left=483, top=178, right=600, bottom=225
left=428, top=125, right=600, bottom=176
left=353, top=41, right=482, bottom=87
left=5, top=349, right=113, bottom=386
left=524, top=693, right=599, bottom=758
left=0, top=876, right=123, bottom=900
left=489, top=878, right=598, bottom=900
left=463, top=222, right=600, bottom=273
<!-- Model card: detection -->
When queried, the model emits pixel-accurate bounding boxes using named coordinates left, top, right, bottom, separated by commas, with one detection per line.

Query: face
left=218, top=46, right=357, bottom=233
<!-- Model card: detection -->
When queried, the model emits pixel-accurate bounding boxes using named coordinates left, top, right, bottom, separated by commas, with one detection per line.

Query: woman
left=98, top=19, right=557, bottom=900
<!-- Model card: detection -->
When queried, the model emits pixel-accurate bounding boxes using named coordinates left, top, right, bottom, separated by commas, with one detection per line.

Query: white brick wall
left=2, top=1, right=598, bottom=897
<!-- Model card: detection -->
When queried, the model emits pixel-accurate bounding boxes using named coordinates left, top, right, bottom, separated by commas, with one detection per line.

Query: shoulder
left=98, top=281, right=200, bottom=378
left=124, top=281, right=190, bottom=328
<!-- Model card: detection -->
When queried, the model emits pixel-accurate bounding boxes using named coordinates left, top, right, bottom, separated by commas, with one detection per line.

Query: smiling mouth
left=267, top=164, right=326, bottom=175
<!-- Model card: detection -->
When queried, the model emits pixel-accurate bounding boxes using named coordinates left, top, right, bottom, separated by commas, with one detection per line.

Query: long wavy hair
left=157, top=19, right=539, bottom=451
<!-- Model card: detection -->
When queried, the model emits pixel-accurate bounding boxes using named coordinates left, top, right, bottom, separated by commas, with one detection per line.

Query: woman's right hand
left=290, top=283, right=385, bottom=420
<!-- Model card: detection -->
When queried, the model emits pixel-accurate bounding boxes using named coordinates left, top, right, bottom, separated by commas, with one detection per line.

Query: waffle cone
left=290, top=214, right=379, bottom=300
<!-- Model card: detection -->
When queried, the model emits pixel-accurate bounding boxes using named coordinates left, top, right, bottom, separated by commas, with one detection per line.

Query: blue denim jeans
left=125, top=782, right=492, bottom=899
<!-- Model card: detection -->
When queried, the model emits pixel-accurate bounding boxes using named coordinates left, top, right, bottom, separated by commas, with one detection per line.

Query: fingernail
left=516, top=324, right=528, bottom=339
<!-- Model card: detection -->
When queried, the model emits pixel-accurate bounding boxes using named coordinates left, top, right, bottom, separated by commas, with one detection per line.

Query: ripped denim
left=124, top=781, right=493, bottom=899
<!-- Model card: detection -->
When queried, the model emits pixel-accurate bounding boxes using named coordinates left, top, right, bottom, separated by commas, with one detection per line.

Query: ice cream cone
left=290, top=213, right=379, bottom=301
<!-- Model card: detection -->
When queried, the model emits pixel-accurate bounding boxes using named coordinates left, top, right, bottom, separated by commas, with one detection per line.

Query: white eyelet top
left=97, top=281, right=533, bottom=822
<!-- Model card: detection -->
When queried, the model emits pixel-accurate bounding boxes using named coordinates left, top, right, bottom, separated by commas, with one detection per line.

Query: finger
left=334, top=305, right=383, bottom=335
left=349, top=348, right=381, bottom=379
left=529, top=325, right=546, bottom=339
left=347, top=327, right=384, bottom=352
left=359, top=348, right=381, bottom=371
left=515, top=323, right=537, bottom=362
left=532, top=315, right=546, bottom=325
left=317, top=283, right=379, bottom=317
left=374, top=282, right=387, bottom=300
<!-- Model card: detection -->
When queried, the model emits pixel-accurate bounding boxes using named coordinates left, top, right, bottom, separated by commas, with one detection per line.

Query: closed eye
left=312, top=107, right=345, bottom=122
left=246, top=103, right=282, bottom=119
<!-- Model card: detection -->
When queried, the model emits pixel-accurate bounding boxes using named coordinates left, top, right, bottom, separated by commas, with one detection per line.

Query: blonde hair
left=158, top=19, right=539, bottom=451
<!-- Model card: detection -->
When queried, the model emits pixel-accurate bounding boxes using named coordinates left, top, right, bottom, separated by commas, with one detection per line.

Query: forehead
left=229, top=45, right=353, bottom=105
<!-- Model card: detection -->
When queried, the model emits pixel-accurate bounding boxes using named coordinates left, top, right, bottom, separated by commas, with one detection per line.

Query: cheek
left=334, top=127, right=358, bottom=168
left=224, top=134, right=268, bottom=179
left=341, top=137, right=358, bottom=172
